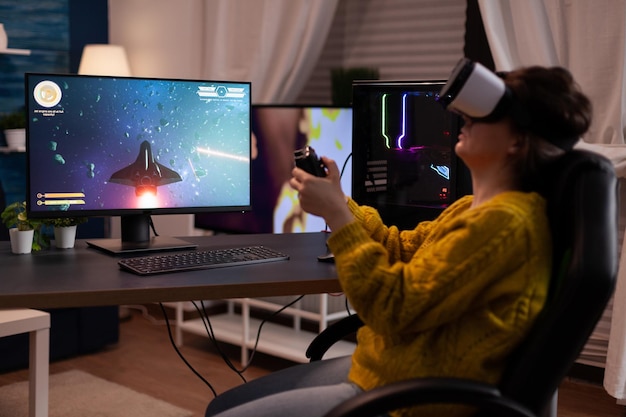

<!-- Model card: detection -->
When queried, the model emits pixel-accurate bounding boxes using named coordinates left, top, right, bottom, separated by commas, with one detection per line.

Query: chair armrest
left=323, top=377, right=538, bottom=417
left=306, top=314, right=364, bottom=361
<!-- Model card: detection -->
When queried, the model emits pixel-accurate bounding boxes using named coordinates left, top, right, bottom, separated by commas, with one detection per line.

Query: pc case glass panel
left=352, top=81, right=469, bottom=228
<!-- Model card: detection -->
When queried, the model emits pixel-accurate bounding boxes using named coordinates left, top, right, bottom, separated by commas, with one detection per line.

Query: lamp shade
left=78, top=44, right=132, bottom=76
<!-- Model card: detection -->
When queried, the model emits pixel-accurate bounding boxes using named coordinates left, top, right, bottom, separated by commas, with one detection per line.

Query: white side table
left=0, top=309, right=50, bottom=417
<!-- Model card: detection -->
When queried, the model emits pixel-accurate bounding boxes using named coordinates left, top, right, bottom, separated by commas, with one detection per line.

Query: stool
left=0, top=309, right=50, bottom=417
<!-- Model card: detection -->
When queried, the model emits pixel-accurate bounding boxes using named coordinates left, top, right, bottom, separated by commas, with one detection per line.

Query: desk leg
left=175, top=302, right=183, bottom=346
left=29, top=327, right=49, bottom=417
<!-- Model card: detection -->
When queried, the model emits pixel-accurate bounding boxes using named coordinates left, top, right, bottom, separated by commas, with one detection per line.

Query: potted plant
left=43, top=216, right=87, bottom=249
left=1, top=201, right=47, bottom=253
left=330, top=67, right=379, bottom=106
left=0, top=108, right=26, bottom=150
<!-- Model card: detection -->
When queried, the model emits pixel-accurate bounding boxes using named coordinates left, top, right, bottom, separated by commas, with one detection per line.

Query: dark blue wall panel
left=0, top=0, right=107, bottom=239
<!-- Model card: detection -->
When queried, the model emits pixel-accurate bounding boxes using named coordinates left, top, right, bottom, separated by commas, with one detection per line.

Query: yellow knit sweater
left=326, top=192, right=551, bottom=417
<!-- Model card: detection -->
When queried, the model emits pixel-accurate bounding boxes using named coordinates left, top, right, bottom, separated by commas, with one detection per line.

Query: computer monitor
left=351, top=80, right=471, bottom=230
left=25, top=73, right=252, bottom=253
left=194, top=105, right=353, bottom=234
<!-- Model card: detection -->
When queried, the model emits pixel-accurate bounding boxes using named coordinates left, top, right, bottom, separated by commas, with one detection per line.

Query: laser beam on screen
left=196, top=147, right=249, bottom=162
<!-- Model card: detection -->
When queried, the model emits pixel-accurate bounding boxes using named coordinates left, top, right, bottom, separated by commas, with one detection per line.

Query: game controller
left=294, top=146, right=327, bottom=177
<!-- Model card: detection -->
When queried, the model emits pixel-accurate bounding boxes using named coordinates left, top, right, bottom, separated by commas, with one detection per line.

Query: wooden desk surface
left=0, top=232, right=341, bottom=309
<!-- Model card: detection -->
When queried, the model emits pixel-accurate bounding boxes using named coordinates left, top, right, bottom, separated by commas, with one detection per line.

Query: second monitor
left=194, top=105, right=353, bottom=234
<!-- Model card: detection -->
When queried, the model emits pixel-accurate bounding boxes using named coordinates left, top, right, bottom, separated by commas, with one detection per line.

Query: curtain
left=109, top=0, right=339, bottom=103
left=199, top=0, right=338, bottom=103
left=478, top=0, right=626, bottom=401
left=479, top=0, right=626, bottom=149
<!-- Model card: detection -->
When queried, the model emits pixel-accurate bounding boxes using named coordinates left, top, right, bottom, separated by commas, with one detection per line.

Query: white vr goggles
left=438, top=58, right=579, bottom=150
left=437, top=58, right=511, bottom=121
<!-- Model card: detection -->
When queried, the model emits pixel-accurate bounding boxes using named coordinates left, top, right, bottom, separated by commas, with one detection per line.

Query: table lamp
left=78, top=44, right=132, bottom=76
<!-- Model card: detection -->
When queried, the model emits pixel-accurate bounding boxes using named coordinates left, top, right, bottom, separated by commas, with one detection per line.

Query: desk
left=0, top=232, right=340, bottom=309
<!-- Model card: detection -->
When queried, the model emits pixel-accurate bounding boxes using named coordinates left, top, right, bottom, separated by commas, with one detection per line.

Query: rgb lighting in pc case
left=351, top=80, right=471, bottom=230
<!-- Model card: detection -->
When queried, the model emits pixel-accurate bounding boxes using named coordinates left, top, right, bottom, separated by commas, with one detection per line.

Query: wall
left=108, top=0, right=205, bottom=80
left=0, top=0, right=107, bottom=114
left=297, top=0, right=466, bottom=104
left=0, top=1, right=69, bottom=114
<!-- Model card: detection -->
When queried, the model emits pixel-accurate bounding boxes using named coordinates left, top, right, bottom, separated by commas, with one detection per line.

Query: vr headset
left=438, top=58, right=579, bottom=150
left=437, top=58, right=512, bottom=122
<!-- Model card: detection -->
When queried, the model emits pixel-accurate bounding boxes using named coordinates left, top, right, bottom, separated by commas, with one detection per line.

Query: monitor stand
left=86, top=214, right=198, bottom=255
left=86, top=236, right=197, bottom=255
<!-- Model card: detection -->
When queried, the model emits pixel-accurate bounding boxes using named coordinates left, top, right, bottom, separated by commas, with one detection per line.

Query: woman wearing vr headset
left=204, top=60, right=592, bottom=417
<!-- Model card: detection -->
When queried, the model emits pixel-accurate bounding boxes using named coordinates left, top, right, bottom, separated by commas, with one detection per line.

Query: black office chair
left=306, top=149, right=619, bottom=417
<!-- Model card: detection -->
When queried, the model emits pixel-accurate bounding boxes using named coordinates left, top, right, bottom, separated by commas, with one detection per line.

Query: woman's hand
left=289, top=156, right=354, bottom=231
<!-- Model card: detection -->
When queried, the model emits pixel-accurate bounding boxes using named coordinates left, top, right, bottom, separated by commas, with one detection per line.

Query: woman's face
left=455, top=116, right=518, bottom=170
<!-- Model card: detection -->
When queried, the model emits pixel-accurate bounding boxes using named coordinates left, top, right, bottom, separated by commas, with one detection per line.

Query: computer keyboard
left=118, top=245, right=290, bottom=276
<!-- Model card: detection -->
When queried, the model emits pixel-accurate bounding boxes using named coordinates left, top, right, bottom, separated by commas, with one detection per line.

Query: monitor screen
left=194, top=105, right=352, bottom=234
left=351, top=80, right=470, bottom=230
left=25, top=73, right=252, bottom=253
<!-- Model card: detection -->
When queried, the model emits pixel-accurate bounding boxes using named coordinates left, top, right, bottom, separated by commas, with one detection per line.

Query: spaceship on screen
left=108, top=140, right=182, bottom=197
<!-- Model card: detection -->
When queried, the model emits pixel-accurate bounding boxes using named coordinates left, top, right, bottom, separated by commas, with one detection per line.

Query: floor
left=0, top=306, right=624, bottom=417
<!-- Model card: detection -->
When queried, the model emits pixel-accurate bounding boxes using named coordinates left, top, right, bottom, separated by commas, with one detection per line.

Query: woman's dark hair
left=503, top=66, right=592, bottom=190
left=505, top=66, right=592, bottom=150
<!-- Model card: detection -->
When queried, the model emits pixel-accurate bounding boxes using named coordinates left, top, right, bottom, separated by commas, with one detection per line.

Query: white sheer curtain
left=478, top=0, right=626, bottom=401
left=199, top=1, right=338, bottom=103
left=478, top=0, right=626, bottom=148
left=109, top=0, right=338, bottom=103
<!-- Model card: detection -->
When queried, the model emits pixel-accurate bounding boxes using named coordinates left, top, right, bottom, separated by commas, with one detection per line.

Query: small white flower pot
left=9, top=228, right=34, bottom=254
left=54, top=225, right=77, bottom=249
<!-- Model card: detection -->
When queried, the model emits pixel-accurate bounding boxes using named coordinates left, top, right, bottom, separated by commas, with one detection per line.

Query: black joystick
left=294, top=146, right=327, bottom=177
left=294, top=147, right=333, bottom=262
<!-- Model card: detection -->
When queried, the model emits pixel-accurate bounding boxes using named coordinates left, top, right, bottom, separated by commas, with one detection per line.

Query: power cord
left=339, top=152, right=352, bottom=179
left=191, top=300, right=246, bottom=383
left=158, top=302, right=218, bottom=397
left=234, top=295, right=305, bottom=372
left=149, top=216, right=159, bottom=237
left=345, top=296, right=352, bottom=316
left=195, top=296, right=305, bottom=374
left=158, top=295, right=305, bottom=396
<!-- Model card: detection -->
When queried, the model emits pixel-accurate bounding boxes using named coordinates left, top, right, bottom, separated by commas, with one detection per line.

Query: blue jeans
left=205, top=356, right=360, bottom=417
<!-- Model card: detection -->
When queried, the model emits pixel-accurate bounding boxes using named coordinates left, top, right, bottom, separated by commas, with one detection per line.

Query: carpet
left=0, top=369, right=193, bottom=417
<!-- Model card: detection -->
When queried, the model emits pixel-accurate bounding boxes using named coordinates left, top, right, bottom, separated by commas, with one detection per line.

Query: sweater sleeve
left=327, top=193, right=549, bottom=336
left=344, top=197, right=435, bottom=263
